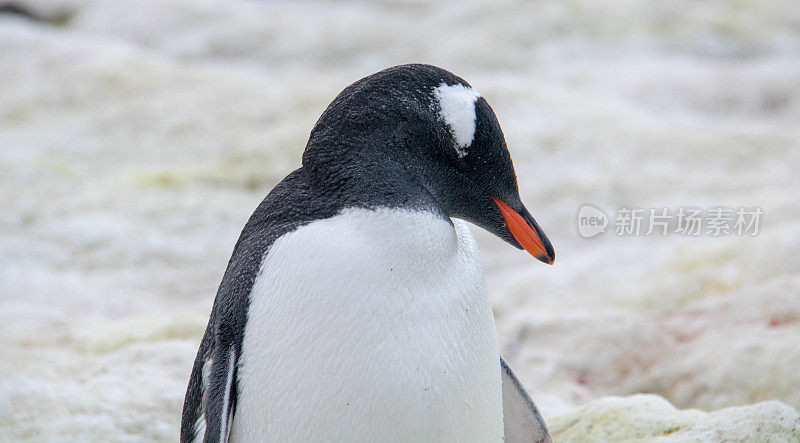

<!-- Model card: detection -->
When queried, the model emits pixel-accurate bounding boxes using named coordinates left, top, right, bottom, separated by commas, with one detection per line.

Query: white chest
left=230, top=208, right=503, bottom=442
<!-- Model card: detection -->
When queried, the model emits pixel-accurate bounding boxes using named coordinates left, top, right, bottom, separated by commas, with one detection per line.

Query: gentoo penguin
left=181, top=64, right=555, bottom=443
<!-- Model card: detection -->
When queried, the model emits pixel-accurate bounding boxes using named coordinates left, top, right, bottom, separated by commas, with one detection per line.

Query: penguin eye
left=444, top=141, right=470, bottom=171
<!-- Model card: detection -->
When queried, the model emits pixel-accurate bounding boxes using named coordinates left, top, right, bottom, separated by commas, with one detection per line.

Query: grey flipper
left=501, top=355, right=552, bottom=443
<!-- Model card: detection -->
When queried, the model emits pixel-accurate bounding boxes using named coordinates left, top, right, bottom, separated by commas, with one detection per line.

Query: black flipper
left=203, top=345, right=237, bottom=443
left=180, top=322, right=213, bottom=442
left=501, top=355, right=552, bottom=443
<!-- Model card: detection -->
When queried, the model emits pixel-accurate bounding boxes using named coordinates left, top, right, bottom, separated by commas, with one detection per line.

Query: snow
left=550, top=394, right=799, bottom=441
left=1, top=0, right=799, bottom=440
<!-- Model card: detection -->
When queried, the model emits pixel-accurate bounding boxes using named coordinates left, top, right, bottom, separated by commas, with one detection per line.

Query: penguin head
left=304, top=64, right=555, bottom=265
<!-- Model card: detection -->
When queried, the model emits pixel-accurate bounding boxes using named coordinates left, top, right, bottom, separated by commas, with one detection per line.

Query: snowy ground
left=1, top=0, right=799, bottom=440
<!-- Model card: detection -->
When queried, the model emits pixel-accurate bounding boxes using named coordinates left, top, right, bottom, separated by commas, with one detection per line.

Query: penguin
left=181, top=64, right=555, bottom=443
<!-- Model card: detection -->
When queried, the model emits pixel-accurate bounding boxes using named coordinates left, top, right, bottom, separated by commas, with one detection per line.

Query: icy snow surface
left=1, top=0, right=799, bottom=440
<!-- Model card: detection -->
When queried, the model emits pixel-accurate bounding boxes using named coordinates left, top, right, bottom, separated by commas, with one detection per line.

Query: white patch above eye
left=432, top=83, right=481, bottom=158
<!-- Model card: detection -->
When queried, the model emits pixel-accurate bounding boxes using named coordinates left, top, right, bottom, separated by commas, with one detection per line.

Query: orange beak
left=492, top=196, right=555, bottom=265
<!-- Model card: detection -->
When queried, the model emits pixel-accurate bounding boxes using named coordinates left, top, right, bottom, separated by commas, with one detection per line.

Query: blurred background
left=1, top=0, right=799, bottom=440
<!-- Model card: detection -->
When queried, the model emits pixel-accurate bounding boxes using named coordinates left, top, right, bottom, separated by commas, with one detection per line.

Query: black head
left=302, top=64, right=555, bottom=264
